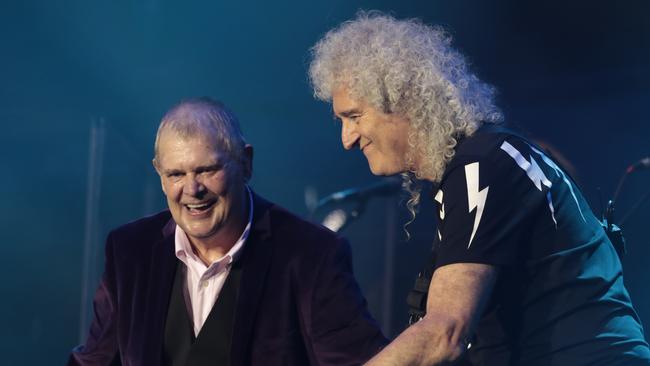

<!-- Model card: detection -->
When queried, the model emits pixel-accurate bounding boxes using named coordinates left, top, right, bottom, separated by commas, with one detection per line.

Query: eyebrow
left=334, top=108, right=363, bottom=119
left=163, top=163, right=223, bottom=175
left=196, top=163, right=224, bottom=172
left=163, top=168, right=184, bottom=175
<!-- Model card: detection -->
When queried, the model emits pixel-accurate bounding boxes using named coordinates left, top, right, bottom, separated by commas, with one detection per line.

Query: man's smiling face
left=154, top=130, right=249, bottom=245
left=332, top=86, right=411, bottom=176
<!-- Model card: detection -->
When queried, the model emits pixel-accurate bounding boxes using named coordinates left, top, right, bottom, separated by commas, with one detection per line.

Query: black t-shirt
left=431, top=126, right=650, bottom=365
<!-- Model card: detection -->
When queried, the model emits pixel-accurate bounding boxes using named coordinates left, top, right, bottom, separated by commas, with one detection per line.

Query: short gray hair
left=153, top=97, right=247, bottom=163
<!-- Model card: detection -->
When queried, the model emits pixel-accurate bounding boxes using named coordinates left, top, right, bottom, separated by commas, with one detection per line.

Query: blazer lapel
left=230, top=194, right=274, bottom=366
left=141, top=217, right=178, bottom=365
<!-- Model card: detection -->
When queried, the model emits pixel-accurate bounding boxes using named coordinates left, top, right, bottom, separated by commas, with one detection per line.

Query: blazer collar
left=231, top=192, right=274, bottom=366
left=162, top=214, right=176, bottom=237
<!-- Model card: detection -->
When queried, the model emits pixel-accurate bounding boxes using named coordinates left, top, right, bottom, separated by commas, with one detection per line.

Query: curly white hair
left=309, top=11, right=502, bottom=226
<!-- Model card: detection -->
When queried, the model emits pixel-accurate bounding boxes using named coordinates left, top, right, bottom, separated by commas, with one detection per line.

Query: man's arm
left=365, top=262, right=497, bottom=366
left=306, top=238, right=389, bottom=365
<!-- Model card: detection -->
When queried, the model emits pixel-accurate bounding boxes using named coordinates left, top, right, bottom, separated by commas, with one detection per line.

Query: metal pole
left=79, top=118, right=105, bottom=342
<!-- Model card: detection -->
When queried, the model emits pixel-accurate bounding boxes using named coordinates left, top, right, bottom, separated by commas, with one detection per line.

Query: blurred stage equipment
left=78, top=120, right=160, bottom=342
left=308, top=177, right=402, bottom=334
left=603, top=156, right=649, bottom=258
left=311, top=177, right=401, bottom=232
left=79, top=118, right=106, bottom=342
left=626, top=157, right=650, bottom=173
left=612, top=156, right=650, bottom=227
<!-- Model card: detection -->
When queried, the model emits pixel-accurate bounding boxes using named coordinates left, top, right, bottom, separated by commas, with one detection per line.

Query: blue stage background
left=0, top=1, right=648, bottom=364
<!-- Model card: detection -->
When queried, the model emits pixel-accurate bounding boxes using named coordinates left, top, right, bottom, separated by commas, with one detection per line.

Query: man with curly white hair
left=309, top=11, right=650, bottom=366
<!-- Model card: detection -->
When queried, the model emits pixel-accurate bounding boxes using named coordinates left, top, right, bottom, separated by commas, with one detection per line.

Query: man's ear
left=152, top=158, right=166, bottom=194
left=242, top=144, right=254, bottom=182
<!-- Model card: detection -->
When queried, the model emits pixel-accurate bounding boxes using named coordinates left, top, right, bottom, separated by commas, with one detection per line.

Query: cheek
left=393, top=127, right=410, bottom=150
left=205, top=177, right=228, bottom=195
left=163, top=182, right=182, bottom=200
left=214, top=170, right=240, bottom=193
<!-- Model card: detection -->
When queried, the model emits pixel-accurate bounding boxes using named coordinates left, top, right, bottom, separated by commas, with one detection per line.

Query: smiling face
left=154, top=130, right=251, bottom=246
left=332, top=86, right=411, bottom=176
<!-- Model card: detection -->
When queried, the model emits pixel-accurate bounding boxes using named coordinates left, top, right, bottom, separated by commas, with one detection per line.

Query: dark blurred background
left=1, top=0, right=648, bottom=364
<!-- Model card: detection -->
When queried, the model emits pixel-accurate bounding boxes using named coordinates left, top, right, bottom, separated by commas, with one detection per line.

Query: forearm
left=365, top=263, right=497, bottom=366
left=307, top=238, right=389, bottom=365
left=364, top=316, right=466, bottom=366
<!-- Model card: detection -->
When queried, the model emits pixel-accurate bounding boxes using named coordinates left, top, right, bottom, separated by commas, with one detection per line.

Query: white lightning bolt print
left=500, top=141, right=558, bottom=226
left=434, top=189, right=444, bottom=241
left=529, top=145, right=586, bottom=222
left=434, top=189, right=445, bottom=220
left=465, top=163, right=489, bottom=249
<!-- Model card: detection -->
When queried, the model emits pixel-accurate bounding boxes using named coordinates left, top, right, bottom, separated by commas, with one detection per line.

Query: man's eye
left=199, top=170, right=215, bottom=176
left=198, top=165, right=222, bottom=175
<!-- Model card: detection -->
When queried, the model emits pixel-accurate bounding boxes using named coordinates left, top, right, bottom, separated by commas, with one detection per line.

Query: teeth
left=186, top=202, right=211, bottom=209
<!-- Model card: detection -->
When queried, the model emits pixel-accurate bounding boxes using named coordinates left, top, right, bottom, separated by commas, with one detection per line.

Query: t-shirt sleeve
left=433, top=144, right=545, bottom=268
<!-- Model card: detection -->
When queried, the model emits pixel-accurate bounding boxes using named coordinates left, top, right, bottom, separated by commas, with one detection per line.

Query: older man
left=69, top=97, right=387, bottom=366
left=309, top=12, right=650, bottom=366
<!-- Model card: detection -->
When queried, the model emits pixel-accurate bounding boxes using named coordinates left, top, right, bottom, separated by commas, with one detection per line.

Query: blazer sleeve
left=307, top=238, right=388, bottom=365
left=68, top=232, right=121, bottom=366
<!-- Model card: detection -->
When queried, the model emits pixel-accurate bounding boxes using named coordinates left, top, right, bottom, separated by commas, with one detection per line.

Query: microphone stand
left=318, top=199, right=367, bottom=233
left=310, top=178, right=400, bottom=232
left=619, top=188, right=650, bottom=226
left=603, top=158, right=649, bottom=258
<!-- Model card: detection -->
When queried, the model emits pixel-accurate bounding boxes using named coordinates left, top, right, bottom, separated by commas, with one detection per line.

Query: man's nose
left=184, top=175, right=205, bottom=196
left=341, top=120, right=360, bottom=150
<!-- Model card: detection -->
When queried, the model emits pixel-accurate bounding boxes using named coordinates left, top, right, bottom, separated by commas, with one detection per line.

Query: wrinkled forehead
left=156, top=114, right=242, bottom=158
left=159, top=100, right=243, bottom=141
left=156, top=129, right=229, bottom=162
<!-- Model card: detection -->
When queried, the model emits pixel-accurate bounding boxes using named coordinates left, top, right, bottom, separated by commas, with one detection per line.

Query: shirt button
left=201, top=281, right=209, bottom=288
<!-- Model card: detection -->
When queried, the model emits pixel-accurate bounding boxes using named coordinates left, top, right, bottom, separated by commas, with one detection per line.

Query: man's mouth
left=184, top=200, right=216, bottom=214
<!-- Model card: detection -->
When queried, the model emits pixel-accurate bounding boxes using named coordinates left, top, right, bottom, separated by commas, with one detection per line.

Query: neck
left=409, top=153, right=435, bottom=183
left=190, top=226, right=243, bottom=266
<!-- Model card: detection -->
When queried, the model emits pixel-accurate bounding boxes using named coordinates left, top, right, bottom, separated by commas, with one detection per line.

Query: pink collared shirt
left=174, top=187, right=253, bottom=336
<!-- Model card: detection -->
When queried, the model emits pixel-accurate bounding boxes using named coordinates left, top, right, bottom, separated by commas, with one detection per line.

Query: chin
left=369, top=165, right=392, bottom=176
left=183, top=221, right=218, bottom=238
left=367, top=162, right=381, bottom=175
left=368, top=168, right=383, bottom=176
left=187, top=230, right=220, bottom=242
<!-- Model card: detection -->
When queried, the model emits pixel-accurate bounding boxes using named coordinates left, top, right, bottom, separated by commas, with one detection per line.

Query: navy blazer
left=69, top=193, right=387, bottom=365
